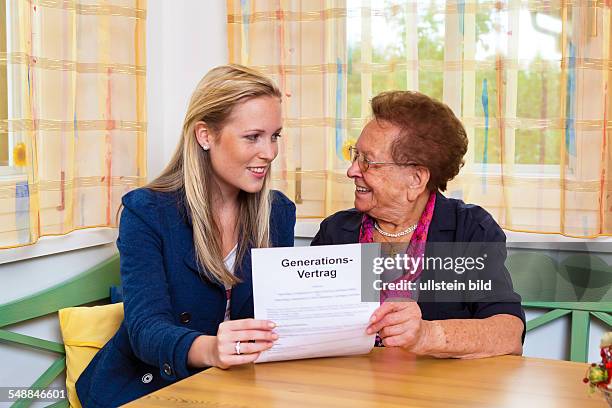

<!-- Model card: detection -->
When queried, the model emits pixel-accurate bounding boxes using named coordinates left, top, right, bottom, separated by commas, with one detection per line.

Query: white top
left=223, top=244, right=237, bottom=322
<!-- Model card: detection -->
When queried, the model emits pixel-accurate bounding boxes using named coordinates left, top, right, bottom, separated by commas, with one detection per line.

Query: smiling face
left=197, top=96, right=282, bottom=198
left=347, top=120, right=419, bottom=220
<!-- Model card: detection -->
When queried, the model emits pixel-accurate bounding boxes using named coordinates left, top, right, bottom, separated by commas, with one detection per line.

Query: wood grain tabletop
left=125, top=348, right=606, bottom=408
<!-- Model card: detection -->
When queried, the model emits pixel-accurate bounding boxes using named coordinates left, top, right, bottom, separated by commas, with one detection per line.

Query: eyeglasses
left=348, top=146, right=417, bottom=173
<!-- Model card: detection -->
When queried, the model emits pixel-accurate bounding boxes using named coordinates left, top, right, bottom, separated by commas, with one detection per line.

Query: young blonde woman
left=76, top=65, right=295, bottom=407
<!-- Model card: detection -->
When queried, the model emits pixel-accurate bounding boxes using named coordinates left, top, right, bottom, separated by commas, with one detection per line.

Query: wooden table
left=125, top=348, right=606, bottom=408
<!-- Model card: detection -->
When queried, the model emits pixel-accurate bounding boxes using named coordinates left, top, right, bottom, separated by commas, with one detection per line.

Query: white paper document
left=251, top=243, right=378, bottom=363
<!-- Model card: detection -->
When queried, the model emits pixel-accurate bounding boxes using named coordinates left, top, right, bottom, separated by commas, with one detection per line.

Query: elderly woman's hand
left=366, top=301, right=430, bottom=351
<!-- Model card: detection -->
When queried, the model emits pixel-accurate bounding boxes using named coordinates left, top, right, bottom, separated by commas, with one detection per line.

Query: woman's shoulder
left=120, top=188, right=185, bottom=232
left=270, top=189, right=295, bottom=210
left=449, top=196, right=494, bottom=222
left=435, top=193, right=504, bottom=241
left=121, top=187, right=181, bottom=210
left=268, top=190, right=296, bottom=246
left=124, top=188, right=291, bottom=209
left=311, top=209, right=361, bottom=245
left=269, top=190, right=296, bottom=226
left=321, top=208, right=361, bottom=227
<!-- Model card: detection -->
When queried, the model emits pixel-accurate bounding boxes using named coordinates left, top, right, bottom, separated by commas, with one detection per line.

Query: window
left=0, top=0, right=147, bottom=250
left=227, top=0, right=612, bottom=236
left=346, top=2, right=565, bottom=175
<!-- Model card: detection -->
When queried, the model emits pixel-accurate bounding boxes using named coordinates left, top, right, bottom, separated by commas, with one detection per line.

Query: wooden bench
left=0, top=255, right=120, bottom=408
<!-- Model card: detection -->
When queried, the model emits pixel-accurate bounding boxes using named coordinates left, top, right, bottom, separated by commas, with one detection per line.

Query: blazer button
left=163, top=363, right=173, bottom=376
left=179, top=312, right=191, bottom=324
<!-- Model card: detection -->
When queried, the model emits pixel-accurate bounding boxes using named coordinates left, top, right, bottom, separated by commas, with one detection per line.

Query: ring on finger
left=235, top=341, right=241, bottom=355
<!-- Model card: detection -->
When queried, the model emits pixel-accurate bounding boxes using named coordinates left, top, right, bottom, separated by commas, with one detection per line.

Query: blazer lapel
left=230, top=249, right=254, bottom=319
left=426, top=192, right=457, bottom=243
left=183, top=240, right=254, bottom=319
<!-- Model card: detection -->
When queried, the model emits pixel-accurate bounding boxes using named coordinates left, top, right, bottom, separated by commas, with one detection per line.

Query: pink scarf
left=359, top=191, right=436, bottom=302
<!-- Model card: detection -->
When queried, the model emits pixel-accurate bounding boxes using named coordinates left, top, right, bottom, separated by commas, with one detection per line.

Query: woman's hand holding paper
left=189, top=319, right=278, bottom=369
left=367, top=301, right=434, bottom=353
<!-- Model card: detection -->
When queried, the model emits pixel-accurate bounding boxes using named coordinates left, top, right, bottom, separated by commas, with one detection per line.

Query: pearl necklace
left=374, top=221, right=418, bottom=238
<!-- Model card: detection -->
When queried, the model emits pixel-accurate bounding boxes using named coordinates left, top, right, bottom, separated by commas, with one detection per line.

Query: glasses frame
left=348, top=146, right=418, bottom=172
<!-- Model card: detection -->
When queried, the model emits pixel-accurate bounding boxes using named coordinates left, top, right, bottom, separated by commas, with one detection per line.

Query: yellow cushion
left=58, top=303, right=124, bottom=408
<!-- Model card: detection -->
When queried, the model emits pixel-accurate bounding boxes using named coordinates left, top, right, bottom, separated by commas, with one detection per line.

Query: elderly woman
left=312, top=91, right=524, bottom=358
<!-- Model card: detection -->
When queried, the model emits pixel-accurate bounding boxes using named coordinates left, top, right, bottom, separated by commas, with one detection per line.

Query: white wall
left=0, top=1, right=228, bottom=405
left=147, top=0, right=228, bottom=180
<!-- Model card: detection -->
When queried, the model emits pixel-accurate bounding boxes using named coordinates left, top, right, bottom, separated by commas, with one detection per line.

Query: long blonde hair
left=146, top=64, right=282, bottom=286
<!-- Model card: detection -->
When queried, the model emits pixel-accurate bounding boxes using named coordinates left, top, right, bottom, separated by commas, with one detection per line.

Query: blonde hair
left=146, top=64, right=282, bottom=286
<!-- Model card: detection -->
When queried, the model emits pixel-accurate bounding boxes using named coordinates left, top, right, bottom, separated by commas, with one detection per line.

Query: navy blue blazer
left=76, top=188, right=296, bottom=408
left=311, top=192, right=526, bottom=336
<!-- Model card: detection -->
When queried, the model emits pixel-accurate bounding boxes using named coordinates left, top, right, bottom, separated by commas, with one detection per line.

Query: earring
left=202, top=145, right=210, bottom=151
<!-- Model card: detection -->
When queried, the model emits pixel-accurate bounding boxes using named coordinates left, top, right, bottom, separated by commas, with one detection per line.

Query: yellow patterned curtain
left=0, top=0, right=147, bottom=248
left=228, top=1, right=612, bottom=238
left=228, top=0, right=351, bottom=219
